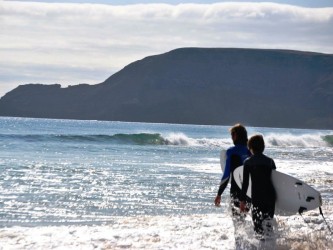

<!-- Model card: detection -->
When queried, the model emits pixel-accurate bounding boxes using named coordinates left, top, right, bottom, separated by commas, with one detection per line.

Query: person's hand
left=214, top=195, right=221, bottom=207
left=240, top=201, right=247, bottom=213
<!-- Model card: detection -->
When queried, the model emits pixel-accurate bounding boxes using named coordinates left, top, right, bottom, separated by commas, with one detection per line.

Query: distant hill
left=0, top=48, right=332, bottom=129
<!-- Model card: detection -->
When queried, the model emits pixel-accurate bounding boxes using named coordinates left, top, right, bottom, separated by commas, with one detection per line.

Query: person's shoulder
left=244, top=155, right=254, bottom=164
left=226, top=146, right=236, bottom=155
left=227, top=144, right=247, bottom=152
left=226, top=145, right=236, bottom=151
left=262, top=153, right=274, bottom=161
left=262, top=154, right=276, bottom=168
left=226, top=145, right=241, bottom=154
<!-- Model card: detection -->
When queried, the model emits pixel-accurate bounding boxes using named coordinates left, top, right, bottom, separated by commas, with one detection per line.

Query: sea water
left=0, top=117, right=332, bottom=249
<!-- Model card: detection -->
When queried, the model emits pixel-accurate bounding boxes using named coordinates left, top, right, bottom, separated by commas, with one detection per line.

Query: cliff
left=0, top=48, right=332, bottom=129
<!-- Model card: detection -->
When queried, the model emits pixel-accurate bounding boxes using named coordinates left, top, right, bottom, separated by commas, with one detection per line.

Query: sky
left=1, top=0, right=333, bottom=97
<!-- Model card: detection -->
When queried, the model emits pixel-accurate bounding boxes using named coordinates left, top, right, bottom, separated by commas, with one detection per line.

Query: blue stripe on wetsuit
left=218, top=144, right=250, bottom=196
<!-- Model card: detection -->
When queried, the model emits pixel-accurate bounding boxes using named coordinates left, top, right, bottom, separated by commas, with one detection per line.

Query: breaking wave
left=0, top=133, right=167, bottom=145
left=0, top=133, right=202, bottom=146
left=265, top=133, right=333, bottom=147
left=1, top=132, right=332, bottom=147
left=323, top=135, right=333, bottom=146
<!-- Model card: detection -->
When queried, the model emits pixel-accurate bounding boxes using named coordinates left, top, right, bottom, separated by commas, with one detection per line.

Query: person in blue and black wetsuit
left=240, top=134, right=276, bottom=238
left=214, top=124, right=251, bottom=229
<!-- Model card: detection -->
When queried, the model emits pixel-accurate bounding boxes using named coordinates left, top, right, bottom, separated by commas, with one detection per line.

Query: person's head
left=229, top=123, right=248, bottom=145
left=248, top=134, right=265, bottom=155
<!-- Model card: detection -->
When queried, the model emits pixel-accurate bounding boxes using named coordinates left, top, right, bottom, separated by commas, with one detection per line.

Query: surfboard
left=233, top=165, right=322, bottom=216
left=220, top=149, right=227, bottom=172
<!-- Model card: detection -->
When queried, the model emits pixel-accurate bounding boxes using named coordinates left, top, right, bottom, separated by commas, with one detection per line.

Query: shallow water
left=0, top=117, right=332, bottom=249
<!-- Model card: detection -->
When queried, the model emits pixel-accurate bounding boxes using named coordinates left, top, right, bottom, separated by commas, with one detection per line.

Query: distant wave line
left=0, top=133, right=331, bottom=147
left=0, top=133, right=168, bottom=145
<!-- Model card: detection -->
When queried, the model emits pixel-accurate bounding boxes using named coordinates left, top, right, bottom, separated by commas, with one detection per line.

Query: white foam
left=164, top=132, right=230, bottom=147
left=163, top=132, right=331, bottom=148
left=0, top=214, right=234, bottom=250
left=164, top=133, right=197, bottom=146
left=1, top=212, right=332, bottom=249
left=265, top=133, right=329, bottom=148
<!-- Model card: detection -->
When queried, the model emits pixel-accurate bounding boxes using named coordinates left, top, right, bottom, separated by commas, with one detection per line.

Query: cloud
left=0, top=1, right=332, bottom=96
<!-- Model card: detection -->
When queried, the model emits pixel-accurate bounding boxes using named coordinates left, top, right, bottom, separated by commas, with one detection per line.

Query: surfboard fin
left=298, top=207, right=307, bottom=214
left=299, top=207, right=332, bottom=235
left=306, top=196, right=314, bottom=202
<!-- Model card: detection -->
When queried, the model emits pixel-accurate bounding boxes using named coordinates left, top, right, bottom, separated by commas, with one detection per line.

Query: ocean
left=0, top=117, right=332, bottom=249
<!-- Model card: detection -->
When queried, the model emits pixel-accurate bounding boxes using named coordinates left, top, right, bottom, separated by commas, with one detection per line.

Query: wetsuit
left=217, top=144, right=251, bottom=248
left=218, top=144, right=251, bottom=208
left=240, top=153, right=276, bottom=236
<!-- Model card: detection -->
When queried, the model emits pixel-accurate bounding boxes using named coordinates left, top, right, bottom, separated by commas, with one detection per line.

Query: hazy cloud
left=1, top=1, right=332, bottom=96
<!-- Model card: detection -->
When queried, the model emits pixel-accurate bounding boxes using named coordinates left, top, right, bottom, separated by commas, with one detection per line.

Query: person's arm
left=215, top=150, right=232, bottom=206
left=240, top=161, right=250, bottom=212
left=214, top=179, right=228, bottom=206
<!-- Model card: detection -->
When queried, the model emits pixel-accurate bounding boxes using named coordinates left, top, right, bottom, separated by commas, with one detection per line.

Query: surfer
left=214, top=124, right=251, bottom=233
left=239, top=134, right=276, bottom=238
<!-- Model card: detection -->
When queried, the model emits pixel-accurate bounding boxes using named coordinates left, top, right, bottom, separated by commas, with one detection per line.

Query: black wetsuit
left=240, top=153, right=276, bottom=235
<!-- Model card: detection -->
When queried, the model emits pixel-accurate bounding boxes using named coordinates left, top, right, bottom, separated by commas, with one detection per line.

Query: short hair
left=229, top=123, right=248, bottom=145
left=248, top=134, right=265, bottom=154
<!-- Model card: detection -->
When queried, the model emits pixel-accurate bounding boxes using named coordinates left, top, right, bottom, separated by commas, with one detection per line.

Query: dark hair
left=229, top=123, right=248, bottom=145
left=248, top=134, right=265, bottom=154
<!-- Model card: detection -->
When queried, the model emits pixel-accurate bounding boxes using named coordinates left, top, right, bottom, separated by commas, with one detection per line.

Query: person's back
left=227, top=145, right=250, bottom=202
left=215, top=124, right=250, bottom=207
left=214, top=124, right=251, bottom=248
left=243, top=154, right=276, bottom=211
left=240, top=134, right=277, bottom=237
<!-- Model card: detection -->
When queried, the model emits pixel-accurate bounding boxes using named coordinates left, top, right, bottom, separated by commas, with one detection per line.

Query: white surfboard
left=233, top=166, right=322, bottom=216
left=220, top=149, right=227, bottom=172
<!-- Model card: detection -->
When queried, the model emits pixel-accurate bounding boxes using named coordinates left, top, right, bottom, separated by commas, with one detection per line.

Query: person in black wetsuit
left=240, top=134, right=276, bottom=237
left=214, top=124, right=251, bottom=238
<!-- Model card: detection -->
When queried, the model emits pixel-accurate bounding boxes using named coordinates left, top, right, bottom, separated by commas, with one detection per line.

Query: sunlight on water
left=0, top=118, right=332, bottom=249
